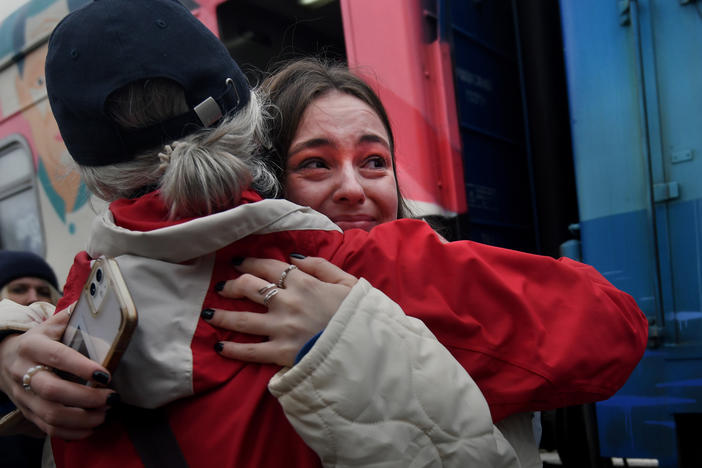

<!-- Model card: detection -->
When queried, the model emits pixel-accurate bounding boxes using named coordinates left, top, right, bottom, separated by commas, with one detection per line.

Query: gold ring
left=276, top=265, right=298, bottom=289
left=22, top=365, right=50, bottom=392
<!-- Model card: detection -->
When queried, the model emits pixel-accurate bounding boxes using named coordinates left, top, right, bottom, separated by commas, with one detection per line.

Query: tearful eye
left=298, top=158, right=328, bottom=170
left=363, top=156, right=388, bottom=169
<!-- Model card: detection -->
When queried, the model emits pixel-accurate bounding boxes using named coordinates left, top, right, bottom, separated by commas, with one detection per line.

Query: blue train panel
left=560, top=0, right=702, bottom=465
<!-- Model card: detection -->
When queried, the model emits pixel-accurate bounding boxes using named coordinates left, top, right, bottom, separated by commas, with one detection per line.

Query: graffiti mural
left=0, top=0, right=91, bottom=235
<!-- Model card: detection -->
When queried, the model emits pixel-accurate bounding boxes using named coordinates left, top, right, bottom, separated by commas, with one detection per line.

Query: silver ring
left=276, top=265, right=298, bottom=289
left=258, top=282, right=277, bottom=295
left=22, top=365, right=50, bottom=392
left=263, top=288, right=279, bottom=306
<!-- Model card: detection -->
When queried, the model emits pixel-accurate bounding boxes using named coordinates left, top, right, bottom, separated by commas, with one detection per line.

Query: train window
left=0, top=138, right=44, bottom=255
left=0, top=144, right=33, bottom=190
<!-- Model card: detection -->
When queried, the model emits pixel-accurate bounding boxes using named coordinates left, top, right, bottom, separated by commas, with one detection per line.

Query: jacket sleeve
left=0, top=300, right=56, bottom=437
left=0, top=300, right=55, bottom=335
left=332, top=219, right=649, bottom=422
left=268, top=279, right=521, bottom=468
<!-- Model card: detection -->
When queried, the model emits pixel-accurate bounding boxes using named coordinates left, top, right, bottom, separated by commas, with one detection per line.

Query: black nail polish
left=106, top=393, right=121, bottom=407
left=214, top=342, right=224, bottom=352
left=92, top=370, right=110, bottom=385
left=214, top=281, right=225, bottom=292
left=290, top=253, right=306, bottom=260
left=201, top=308, right=214, bottom=320
left=231, top=257, right=244, bottom=266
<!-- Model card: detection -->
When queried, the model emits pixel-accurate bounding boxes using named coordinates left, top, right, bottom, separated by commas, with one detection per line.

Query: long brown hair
left=262, top=58, right=412, bottom=219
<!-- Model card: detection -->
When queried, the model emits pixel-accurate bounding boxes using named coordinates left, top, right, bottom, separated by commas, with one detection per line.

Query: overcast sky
left=0, top=0, right=29, bottom=23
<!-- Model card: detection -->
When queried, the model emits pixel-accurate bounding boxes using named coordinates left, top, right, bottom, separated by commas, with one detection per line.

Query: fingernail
left=106, top=393, right=121, bottom=407
left=214, top=281, right=225, bottom=292
left=92, top=370, right=110, bottom=385
left=290, top=253, right=306, bottom=260
left=214, top=342, right=224, bottom=352
left=231, top=257, right=244, bottom=266
left=201, top=308, right=214, bottom=320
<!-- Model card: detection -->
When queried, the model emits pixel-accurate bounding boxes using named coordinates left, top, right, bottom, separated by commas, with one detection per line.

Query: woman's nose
left=332, top=166, right=366, bottom=204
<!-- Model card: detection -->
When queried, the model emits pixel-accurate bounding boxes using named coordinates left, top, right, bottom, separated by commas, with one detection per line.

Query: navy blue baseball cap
left=45, top=0, right=251, bottom=166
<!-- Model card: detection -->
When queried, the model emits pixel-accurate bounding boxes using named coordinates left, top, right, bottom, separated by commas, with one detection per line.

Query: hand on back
left=207, top=255, right=357, bottom=367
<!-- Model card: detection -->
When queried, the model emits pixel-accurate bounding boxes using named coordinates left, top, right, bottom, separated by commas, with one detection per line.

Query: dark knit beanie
left=0, top=251, right=59, bottom=290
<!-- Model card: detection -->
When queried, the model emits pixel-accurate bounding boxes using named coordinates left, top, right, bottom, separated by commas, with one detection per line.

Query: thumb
left=290, top=255, right=358, bottom=288
left=40, top=303, right=74, bottom=340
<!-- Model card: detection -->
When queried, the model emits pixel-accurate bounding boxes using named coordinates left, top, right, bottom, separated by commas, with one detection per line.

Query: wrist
left=294, top=330, right=324, bottom=365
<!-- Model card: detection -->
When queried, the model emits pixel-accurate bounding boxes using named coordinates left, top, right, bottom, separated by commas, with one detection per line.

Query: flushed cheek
left=377, top=203, right=398, bottom=224
left=372, top=181, right=399, bottom=223
left=284, top=177, right=328, bottom=210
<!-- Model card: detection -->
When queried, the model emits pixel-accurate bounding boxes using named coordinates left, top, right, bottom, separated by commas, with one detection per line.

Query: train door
left=441, top=0, right=538, bottom=251
left=561, top=0, right=702, bottom=466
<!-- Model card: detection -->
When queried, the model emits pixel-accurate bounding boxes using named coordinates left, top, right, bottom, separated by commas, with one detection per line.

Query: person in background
left=0, top=250, right=59, bottom=468
left=0, top=251, right=60, bottom=307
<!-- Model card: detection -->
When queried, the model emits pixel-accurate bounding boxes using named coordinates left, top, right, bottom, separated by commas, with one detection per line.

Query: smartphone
left=60, top=256, right=137, bottom=383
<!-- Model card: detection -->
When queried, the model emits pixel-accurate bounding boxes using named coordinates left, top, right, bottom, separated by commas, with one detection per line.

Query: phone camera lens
left=90, top=283, right=96, bottom=296
left=96, top=269, right=103, bottom=283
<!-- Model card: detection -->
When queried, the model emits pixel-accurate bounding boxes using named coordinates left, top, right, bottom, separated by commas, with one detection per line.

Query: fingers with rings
left=276, top=264, right=297, bottom=289
left=23, top=364, right=51, bottom=392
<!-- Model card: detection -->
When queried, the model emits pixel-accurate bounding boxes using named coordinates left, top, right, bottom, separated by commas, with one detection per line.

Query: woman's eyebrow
left=358, top=134, right=390, bottom=149
left=288, top=138, right=334, bottom=156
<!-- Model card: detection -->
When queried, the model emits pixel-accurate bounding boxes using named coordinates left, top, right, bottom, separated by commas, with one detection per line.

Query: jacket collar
left=87, top=192, right=341, bottom=262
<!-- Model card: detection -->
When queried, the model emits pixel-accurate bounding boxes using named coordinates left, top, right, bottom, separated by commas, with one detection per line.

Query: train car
left=561, top=0, right=702, bottom=466
left=0, top=0, right=94, bottom=284
left=2, top=0, right=561, bottom=280
left=0, top=0, right=218, bottom=284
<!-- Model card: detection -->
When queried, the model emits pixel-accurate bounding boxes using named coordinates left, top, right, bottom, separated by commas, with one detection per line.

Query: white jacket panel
left=0, top=300, right=54, bottom=333
left=269, top=279, right=521, bottom=468
left=110, top=254, right=214, bottom=407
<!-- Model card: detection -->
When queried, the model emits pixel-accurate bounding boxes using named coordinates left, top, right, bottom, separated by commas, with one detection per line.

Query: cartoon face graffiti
left=1, top=0, right=203, bottom=227
left=1, top=0, right=91, bottom=226
left=15, top=42, right=87, bottom=219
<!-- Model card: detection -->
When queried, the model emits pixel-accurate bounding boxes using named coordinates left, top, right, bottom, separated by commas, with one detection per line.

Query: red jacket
left=52, top=190, right=647, bottom=467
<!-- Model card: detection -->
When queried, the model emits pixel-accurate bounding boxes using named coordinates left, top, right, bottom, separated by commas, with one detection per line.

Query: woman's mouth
left=331, top=215, right=377, bottom=232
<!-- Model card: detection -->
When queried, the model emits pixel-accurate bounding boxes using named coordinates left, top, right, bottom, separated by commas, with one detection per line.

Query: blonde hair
left=79, top=79, right=279, bottom=219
